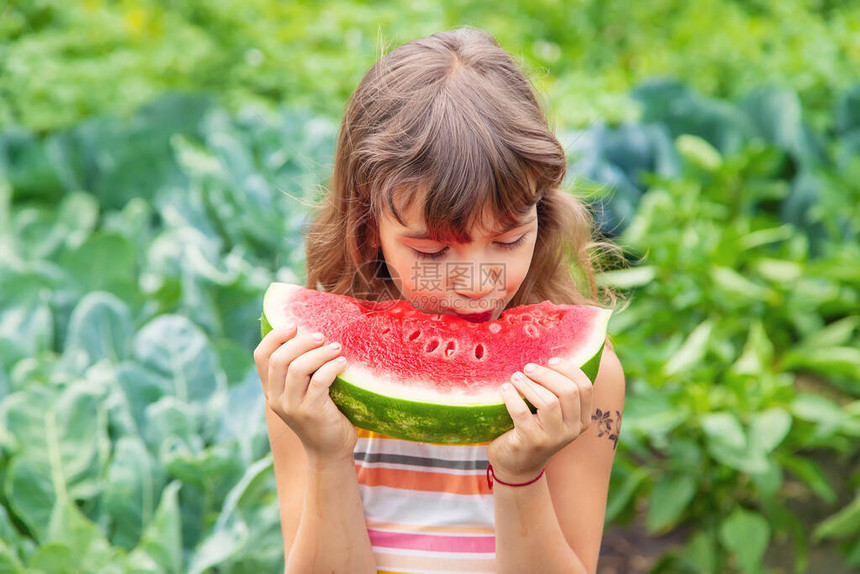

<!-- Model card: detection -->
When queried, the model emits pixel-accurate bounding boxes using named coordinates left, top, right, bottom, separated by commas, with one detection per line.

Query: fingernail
left=329, top=342, right=340, bottom=349
left=524, top=363, right=536, bottom=373
left=337, top=356, right=347, bottom=363
left=313, top=332, right=324, bottom=340
left=549, top=357, right=560, bottom=366
left=502, top=382, right=513, bottom=392
left=283, top=323, right=295, bottom=331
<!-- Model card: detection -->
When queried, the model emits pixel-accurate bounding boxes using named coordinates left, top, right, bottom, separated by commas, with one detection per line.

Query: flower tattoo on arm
left=591, top=408, right=621, bottom=450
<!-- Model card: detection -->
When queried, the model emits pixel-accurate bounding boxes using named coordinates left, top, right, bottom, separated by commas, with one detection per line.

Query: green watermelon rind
left=260, top=310, right=606, bottom=445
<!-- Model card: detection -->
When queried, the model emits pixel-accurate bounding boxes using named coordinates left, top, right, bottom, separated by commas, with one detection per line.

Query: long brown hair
left=305, top=26, right=625, bottom=312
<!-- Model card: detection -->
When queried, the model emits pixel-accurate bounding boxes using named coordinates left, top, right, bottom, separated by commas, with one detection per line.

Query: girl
left=254, top=26, right=626, bottom=574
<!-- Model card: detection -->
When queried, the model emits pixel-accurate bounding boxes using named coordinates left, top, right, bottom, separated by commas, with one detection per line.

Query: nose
left=447, top=259, right=505, bottom=298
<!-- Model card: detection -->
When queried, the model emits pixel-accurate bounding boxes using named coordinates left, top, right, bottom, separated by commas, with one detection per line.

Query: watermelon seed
left=381, top=327, right=391, bottom=335
left=523, top=324, right=539, bottom=338
left=444, top=341, right=457, bottom=357
left=408, top=330, right=421, bottom=341
left=425, top=339, right=440, bottom=353
left=474, top=344, right=485, bottom=359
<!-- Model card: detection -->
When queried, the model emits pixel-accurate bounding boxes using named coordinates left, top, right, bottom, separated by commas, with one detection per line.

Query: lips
left=454, top=310, right=494, bottom=323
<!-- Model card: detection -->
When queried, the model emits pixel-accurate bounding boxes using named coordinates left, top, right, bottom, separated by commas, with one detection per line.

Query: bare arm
left=492, top=344, right=625, bottom=574
left=258, top=326, right=377, bottom=574
left=266, top=406, right=377, bottom=574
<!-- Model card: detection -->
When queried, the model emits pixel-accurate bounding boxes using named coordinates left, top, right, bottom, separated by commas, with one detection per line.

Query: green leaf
left=0, top=539, right=24, bottom=573
left=132, top=315, right=224, bottom=404
left=56, top=231, right=138, bottom=299
left=26, top=543, right=77, bottom=573
left=45, top=501, right=126, bottom=573
left=663, top=319, right=713, bottom=376
left=813, top=490, right=860, bottom=541
left=186, top=456, right=277, bottom=574
left=55, top=190, right=100, bottom=251
left=63, top=292, right=133, bottom=370
left=596, top=266, right=657, bottom=289
left=2, top=382, right=109, bottom=541
left=606, top=466, right=649, bottom=522
left=143, top=396, right=203, bottom=455
left=702, top=412, right=746, bottom=450
left=622, top=391, right=689, bottom=437
left=647, top=473, right=697, bottom=533
left=780, top=453, right=837, bottom=504
left=738, top=225, right=796, bottom=250
left=710, top=266, right=779, bottom=304
left=129, top=481, right=184, bottom=574
left=0, top=268, right=55, bottom=359
left=748, top=408, right=792, bottom=453
left=676, top=134, right=723, bottom=171
left=681, top=530, right=717, bottom=574
left=798, top=316, right=860, bottom=348
left=730, top=320, right=774, bottom=376
left=719, top=507, right=771, bottom=574
left=790, top=393, right=848, bottom=432
left=750, top=257, right=803, bottom=283
left=701, top=412, right=769, bottom=474
left=748, top=459, right=782, bottom=499
left=103, top=436, right=161, bottom=551
left=783, top=346, right=860, bottom=381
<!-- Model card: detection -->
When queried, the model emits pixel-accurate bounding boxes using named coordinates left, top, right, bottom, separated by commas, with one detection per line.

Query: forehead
left=384, top=194, right=496, bottom=230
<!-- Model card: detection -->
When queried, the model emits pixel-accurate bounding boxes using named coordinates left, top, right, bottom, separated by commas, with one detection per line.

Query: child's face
left=377, top=198, right=538, bottom=321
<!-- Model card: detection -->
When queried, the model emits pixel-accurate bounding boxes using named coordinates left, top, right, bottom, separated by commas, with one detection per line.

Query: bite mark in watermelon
left=260, top=282, right=612, bottom=445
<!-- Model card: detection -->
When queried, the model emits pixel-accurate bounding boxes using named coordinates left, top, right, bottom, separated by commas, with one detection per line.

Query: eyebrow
left=399, top=216, right=537, bottom=240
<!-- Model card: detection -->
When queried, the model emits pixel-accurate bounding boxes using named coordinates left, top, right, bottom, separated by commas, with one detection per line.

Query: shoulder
left=595, top=338, right=625, bottom=406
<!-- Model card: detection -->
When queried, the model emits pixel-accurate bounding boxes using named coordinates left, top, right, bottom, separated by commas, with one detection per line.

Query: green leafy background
left=1, top=1, right=859, bottom=573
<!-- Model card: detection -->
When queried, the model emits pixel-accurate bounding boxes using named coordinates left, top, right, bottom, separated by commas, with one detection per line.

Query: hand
left=254, top=325, right=356, bottom=462
left=487, top=358, right=594, bottom=484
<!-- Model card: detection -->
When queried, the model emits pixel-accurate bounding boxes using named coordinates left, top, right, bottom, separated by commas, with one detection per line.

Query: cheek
left=501, top=261, right=529, bottom=293
left=500, top=241, right=536, bottom=293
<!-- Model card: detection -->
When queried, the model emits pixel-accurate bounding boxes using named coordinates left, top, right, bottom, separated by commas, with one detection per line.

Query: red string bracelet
left=486, top=464, right=545, bottom=491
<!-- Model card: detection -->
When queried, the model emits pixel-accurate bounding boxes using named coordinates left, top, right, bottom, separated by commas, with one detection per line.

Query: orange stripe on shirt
left=366, top=519, right=494, bottom=536
left=356, top=464, right=492, bottom=495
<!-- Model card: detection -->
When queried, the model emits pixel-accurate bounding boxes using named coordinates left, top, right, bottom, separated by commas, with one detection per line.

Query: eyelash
left=412, top=235, right=528, bottom=260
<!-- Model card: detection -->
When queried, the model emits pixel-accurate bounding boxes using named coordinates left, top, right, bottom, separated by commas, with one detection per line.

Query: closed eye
left=412, top=234, right=528, bottom=260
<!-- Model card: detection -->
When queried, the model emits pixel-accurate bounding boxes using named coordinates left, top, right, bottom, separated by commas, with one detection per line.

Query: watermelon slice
left=260, top=282, right=612, bottom=445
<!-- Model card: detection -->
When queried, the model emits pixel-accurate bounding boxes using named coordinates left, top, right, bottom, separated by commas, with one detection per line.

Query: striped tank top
left=354, top=428, right=497, bottom=574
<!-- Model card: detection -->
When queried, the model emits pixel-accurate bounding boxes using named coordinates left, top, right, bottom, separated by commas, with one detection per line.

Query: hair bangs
left=381, top=90, right=544, bottom=245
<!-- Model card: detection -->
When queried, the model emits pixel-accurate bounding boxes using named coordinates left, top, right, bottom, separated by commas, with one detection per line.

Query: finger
left=283, top=336, right=344, bottom=405
left=302, top=354, right=349, bottom=412
left=268, top=330, right=327, bottom=405
left=547, top=358, right=594, bottom=431
left=500, top=382, right=538, bottom=435
left=254, top=324, right=298, bottom=382
left=511, top=370, right=567, bottom=432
